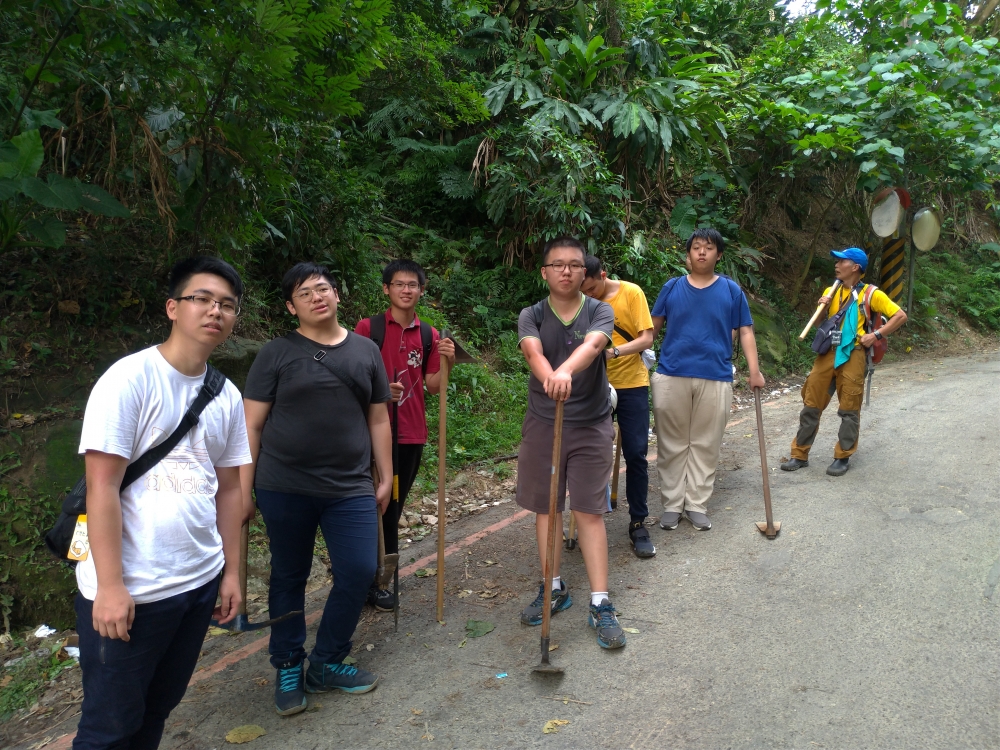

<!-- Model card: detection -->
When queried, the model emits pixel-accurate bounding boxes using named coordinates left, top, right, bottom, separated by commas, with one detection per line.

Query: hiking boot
left=274, top=661, right=307, bottom=716
left=827, top=458, right=850, bottom=476
left=367, top=585, right=395, bottom=612
left=685, top=510, right=712, bottom=530
left=628, top=521, right=656, bottom=558
left=305, top=661, right=379, bottom=694
left=589, top=598, right=626, bottom=649
left=781, top=458, right=809, bottom=471
left=520, top=581, right=572, bottom=626
left=659, top=512, right=681, bottom=530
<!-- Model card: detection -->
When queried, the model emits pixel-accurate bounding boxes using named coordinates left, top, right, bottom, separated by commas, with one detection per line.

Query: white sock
left=591, top=591, right=609, bottom=607
left=551, top=576, right=562, bottom=592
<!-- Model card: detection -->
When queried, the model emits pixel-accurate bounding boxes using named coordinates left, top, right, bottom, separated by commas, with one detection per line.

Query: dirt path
left=21, top=349, right=1000, bottom=750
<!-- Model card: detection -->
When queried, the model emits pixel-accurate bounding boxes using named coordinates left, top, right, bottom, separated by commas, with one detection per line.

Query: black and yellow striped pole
left=880, top=235, right=906, bottom=303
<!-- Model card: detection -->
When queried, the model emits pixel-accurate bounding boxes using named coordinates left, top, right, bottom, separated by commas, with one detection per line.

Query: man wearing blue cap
left=781, top=248, right=907, bottom=476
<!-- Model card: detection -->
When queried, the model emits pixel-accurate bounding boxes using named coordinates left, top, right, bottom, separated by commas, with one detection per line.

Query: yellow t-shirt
left=824, top=283, right=901, bottom=338
left=605, top=280, right=654, bottom=389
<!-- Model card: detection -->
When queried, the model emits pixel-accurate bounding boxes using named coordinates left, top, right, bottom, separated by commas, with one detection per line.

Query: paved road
left=40, top=351, right=1000, bottom=750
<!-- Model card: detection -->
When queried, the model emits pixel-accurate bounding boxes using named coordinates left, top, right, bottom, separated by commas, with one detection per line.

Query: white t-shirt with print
left=76, top=346, right=251, bottom=604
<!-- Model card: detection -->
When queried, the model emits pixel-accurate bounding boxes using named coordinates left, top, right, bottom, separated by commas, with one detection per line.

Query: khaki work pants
left=651, top=372, right=732, bottom=515
left=790, top=347, right=866, bottom=461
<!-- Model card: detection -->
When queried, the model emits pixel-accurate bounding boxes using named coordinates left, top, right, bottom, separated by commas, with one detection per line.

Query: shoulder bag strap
left=119, top=365, right=227, bottom=490
left=420, top=321, right=433, bottom=377
left=613, top=324, right=635, bottom=343
left=285, top=332, right=369, bottom=414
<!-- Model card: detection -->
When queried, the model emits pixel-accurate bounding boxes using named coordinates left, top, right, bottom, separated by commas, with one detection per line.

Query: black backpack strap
left=532, top=299, right=546, bottom=328
left=420, top=321, right=433, bottom=377
left=367, top=314, right=386, bottom=350
left=119, top=365, right=227, bottom=489
left=285, top=332, right=369, bottom=414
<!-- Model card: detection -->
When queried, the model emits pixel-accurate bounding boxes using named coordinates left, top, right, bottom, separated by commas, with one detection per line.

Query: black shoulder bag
left=44, top=365, right=228, bottom=564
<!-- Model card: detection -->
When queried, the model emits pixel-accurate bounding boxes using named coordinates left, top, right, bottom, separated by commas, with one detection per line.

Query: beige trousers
left=650, top=372, right=732, bottom=514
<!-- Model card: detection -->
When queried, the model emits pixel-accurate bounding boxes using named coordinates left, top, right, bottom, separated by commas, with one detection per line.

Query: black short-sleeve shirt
left=517, top=295, right=614, bottom=427
left=244, top=330, right=391, bottom=498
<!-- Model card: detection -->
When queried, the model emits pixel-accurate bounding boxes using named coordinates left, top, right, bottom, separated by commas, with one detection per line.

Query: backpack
left=860, top=283, right=889, bottom=364
left=44, top=365, right=227, bottom=566
left=364, top=314, right=434, bottom=376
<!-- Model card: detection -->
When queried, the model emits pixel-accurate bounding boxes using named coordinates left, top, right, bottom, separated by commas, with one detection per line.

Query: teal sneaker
left=520, top=581, right=572, bottom=626
left=305, top=660, right=379, bottom=694
left=274, top=661, right=307, bottom=716
left=588, top=598, right=627, bottom=649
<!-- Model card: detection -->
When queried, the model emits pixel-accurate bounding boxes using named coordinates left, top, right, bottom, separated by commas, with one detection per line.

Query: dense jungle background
left=0, top=0, right=998, bottom=707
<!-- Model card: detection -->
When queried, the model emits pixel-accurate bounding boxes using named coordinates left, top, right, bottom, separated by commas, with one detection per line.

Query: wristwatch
left=874, top=331, right=883, bottom=341
left=612, top=347, right=621, bottom=358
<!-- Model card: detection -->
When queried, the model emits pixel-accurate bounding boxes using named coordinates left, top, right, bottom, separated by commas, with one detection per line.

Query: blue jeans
left=615, top=386, right=650, bottom=523
left=73, top=576, right=220, bottom=750
left=255, top=490, right=377, bottom=668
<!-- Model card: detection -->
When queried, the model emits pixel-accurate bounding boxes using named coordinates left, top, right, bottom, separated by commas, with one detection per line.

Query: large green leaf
left=46, top=174, right=84, bottom=209
left=669, top=197, right=698, bottom=240
left=24, top=216, right=66, bottom=247
left=21, top=176, right=77, bottom=209
left=0, top=130, right=44, bottom=180
left=0, top=179, right=20, bottom=201
left=78, top=183, right=131, bottom=218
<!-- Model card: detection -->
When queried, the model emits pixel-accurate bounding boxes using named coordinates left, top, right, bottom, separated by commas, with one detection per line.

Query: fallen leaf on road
left=343, top=655, right=357, bottom=665
left=465, top=619, right=495, bottom=638
left=479, top=590, right=499, bottom=599
left=411, top=708, right=423, bottom=715
left=548, top=644, right=559, bottom=652
left=542, top=719, right=569, bottom=734
left=457, top=589, right=473, bottom=598
left=479, top=560, right=497, bottom=567
left=207, top=626, right=229, bottom=636
left=458, top=639, right=467, bottom=648
left=253, top=677, right=268, bottom=686
left=623, top=627, right=640, bottom=634
left=365, top=643, right=374, bottom=651
left=225, top=725, right=266, bottom=744
left=415, top=568, right=437, bottom=577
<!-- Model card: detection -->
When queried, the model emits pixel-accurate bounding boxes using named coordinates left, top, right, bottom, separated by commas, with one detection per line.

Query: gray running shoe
left=305, top=661, right=379, bottom=694
left=520, top=581, right=571, bottom=625
left=588, top=598, right=626, bottom=649
left=659, top=512, right=681, bottom=530
left=685, top=510, right=712, bottom=530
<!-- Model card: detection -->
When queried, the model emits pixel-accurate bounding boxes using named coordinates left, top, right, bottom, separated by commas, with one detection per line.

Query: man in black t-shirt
left=515, top=236, right=626, bottom=651
left=242, top=262, right=392, bottom=716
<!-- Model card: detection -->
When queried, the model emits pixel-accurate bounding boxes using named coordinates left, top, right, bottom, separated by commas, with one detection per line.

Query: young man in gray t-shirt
left=515, top=236, right=626, bottom=650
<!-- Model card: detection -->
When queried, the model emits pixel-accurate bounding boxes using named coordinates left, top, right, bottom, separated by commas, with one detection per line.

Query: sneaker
left=305, top=661, right=379, bottom=694
left=520, top=581, right=572, bottom=626
left=367, top=585, right=395, bottom=612
left=628, top=521, right=656, bottom=558
left=588, top=598, right=626, bottom=649
left=274, top=661, right=307, bottom=716
left=659, top=512, right=681, bottom=530
left=685, top=510, right=712, bottom=530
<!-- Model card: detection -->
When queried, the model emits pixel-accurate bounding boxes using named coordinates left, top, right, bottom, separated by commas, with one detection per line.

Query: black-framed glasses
left=174, top=295, right=240, bottom=317
left=542, top=262, right=586, bottom=273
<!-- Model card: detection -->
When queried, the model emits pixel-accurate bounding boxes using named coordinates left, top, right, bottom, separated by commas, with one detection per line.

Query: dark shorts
left=515, top=411, right=614, bottom=516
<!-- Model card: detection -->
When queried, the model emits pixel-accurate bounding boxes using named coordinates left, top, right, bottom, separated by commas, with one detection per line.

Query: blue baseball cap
left=831, top=247, right=868, bottom=271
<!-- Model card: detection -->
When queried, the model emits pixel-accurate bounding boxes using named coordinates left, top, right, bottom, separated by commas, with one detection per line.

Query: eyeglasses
left=389, top=281, right=421, bottom=291
left=542, top=263, right=586, bottom=273
left=174, top=295, right=240, bottom=316
left=293, top=283, right=335, bottom=301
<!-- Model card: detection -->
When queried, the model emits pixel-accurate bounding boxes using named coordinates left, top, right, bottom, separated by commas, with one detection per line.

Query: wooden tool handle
left=435, top=355, right=450, bottom=623
left=798, top=279, right=842, bottom=339
left=540, top=400, right=565, bottom=643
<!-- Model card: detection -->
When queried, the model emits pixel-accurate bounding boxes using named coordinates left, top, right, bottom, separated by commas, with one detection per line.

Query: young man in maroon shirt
left=355, top=259, right=455, bottom=610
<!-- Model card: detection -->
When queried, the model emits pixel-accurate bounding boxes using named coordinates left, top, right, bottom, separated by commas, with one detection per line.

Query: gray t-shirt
left=517, top=295, right=614, bottom=427
left=244, top=330, right=391, bottom=498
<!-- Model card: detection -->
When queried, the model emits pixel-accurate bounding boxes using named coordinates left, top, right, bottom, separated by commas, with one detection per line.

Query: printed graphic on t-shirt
left=406, top=347, right=423, bottom=370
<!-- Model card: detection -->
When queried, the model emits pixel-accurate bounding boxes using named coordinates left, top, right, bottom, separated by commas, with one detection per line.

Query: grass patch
left=0, top=640, right=77, bottom=721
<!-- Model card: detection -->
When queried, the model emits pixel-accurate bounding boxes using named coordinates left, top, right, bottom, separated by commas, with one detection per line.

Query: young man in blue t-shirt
left=650, top=228, right=765, bottom=531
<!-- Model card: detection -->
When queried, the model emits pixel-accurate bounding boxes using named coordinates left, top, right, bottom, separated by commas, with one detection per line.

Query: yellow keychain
left=67, top=514, right=90, bottom=562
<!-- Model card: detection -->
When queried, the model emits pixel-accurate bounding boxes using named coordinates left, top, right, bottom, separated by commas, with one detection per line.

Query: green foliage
left=0, top=639, right=77, bottom=720
left=912, top=245, right=1000, bottom=331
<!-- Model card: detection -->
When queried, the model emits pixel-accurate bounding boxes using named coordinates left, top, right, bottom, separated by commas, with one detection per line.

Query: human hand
left=213, top=571, right=242, bottom=624
left=376, top=480, right=392, bottom=515
left=438, top=337, right=456, bottom=364
left=817, top=295, right=832, bottom=306
left=544, top=370, right=573, bottom=401
left=748, top=371, right=765, bottom=390
left=604, top=348, right=614, bottom=360
left=859, top=332, right=877, bottom=348
left=389, top=382, right=404, bottom=402
left=92, top=584, right=135, bottom=641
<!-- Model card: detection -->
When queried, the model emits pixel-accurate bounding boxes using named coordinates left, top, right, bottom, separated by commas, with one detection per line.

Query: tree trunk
left=971, top=0, right=1000, bottom=25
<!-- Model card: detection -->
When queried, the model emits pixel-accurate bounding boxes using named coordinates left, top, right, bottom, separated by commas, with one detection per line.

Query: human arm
left=524, top=331, right=607, bottom=401
left=605, top=328, right=653, bottom=359
left=213, top=466, right=243, bottom=624
left=84, top=450, right=134, bottom=641
left=738, top=326, right=766, bottom=390
left=651, top=316, right=665, bottom=341
left=367, top=402, right=393, bottom=513
left=424, top=336, right=456, bottom=395
left=860, top=308, right=907, bottom=348
left=240, top=399, right=272, bottom=524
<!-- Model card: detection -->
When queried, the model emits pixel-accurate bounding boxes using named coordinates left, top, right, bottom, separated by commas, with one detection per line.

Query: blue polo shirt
left=651, top=275, right=753, bottom=382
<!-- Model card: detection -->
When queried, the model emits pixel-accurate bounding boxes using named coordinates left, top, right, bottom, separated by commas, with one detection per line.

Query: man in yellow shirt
left=582, top=256, right=656, bottom=557
left=781, top=248, right=907, bottom=476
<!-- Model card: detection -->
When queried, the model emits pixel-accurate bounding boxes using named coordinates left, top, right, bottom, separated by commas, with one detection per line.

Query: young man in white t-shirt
left=73, top=257, right=251, bottom=750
